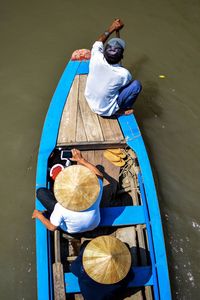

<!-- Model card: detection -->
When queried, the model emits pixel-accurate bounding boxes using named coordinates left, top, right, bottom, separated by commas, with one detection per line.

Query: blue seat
left=65, top=266, right=153, bottom=293
left=99, top=205, right=145, bottom=226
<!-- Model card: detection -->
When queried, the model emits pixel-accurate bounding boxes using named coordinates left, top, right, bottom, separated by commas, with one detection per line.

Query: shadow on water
left=128, top=55, right=163, bottom=190
left=137, top=80, right=162, bottom=119
left=129, top=54, right=149, bottom=78
left=128, top=54, right=163, bottom=119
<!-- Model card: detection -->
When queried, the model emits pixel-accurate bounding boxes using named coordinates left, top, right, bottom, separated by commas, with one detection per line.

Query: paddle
left=53, top=230, right=66, bottom=300
left=116, top=29, right=120, bottom=38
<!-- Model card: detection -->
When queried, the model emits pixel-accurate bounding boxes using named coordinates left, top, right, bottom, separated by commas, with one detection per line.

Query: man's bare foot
left=115, top=108, right=134, bottom=116
left=124, top=109, right=134, bottom=115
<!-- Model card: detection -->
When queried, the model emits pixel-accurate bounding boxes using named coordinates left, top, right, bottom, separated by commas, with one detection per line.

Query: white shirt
left=50, top=179, right=103, bottom=233
left=84, top=41, right=132, bottom=116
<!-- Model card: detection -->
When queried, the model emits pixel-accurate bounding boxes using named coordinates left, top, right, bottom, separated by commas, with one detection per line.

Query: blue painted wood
left=118, top=114, right=171, bottom=300
left=76, top=60, right=90, bottom=74
left=35, top=60, right=81, bottom=300
left=65, top=266, right=153, bottom=293
left=99, top=206, right=145, bottom=226
left=35, top=215, right=51, bottom=300
left=138, top=173, right=160, bottom=300
left=36, top=60, right=81, bottom=188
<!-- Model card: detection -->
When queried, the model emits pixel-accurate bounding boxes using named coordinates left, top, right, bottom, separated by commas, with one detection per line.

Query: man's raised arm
left=97, top=18, right=124, bottom=44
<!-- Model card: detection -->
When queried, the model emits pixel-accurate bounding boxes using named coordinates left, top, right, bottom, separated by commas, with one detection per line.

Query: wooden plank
left=98, top=115, right=124, bottom=142
left=57, top=76, right=79, bottom=144
left=56, top=141, right=126, bottom=148
left=53, top=264, right=66, bottom=300
left=82, top=150, right=96, bottom=166
left=144, top=229, right=154, bottom=300
left=78, top=75, right=104, bottom=142
left=53, top=230, right=66, bottom=300
left=99, top=206, right=145, bottom=226
left=64, top=266, right=153, bottom=293
left=76, top=103, right=87, bottom=142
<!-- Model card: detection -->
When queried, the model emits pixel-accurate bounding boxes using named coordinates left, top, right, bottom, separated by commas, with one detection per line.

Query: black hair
left=103, top=44, right=124, bottom=64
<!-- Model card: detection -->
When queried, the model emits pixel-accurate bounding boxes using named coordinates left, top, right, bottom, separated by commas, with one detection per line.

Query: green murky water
left=0, top=0, right=200, bottom=299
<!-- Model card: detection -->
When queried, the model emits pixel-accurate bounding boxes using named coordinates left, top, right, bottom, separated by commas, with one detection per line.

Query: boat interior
left=47, top=74, right=154, bottom=299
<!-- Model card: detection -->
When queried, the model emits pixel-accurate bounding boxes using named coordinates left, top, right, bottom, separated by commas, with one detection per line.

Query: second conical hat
left=54, top=165, right=100, bottom=211
left=83, top=235, right=131, bottom=284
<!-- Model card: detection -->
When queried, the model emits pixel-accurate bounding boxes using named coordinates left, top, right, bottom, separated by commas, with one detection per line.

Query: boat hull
left=35, top=59, right=171, bottom=300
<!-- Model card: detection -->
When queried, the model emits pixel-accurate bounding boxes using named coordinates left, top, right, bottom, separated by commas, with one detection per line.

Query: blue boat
left=35, top=50, right=171, bottom=300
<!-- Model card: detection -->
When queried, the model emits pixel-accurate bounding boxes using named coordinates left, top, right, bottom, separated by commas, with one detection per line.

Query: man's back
left=85, top=41, right=132, bottom=116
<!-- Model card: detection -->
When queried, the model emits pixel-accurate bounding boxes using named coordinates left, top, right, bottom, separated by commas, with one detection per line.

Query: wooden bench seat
left=99, top=205, right=145, bottom=226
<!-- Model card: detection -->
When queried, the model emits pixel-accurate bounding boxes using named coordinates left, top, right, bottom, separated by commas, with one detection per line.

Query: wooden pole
left=53, top=230, right=66, bottom=300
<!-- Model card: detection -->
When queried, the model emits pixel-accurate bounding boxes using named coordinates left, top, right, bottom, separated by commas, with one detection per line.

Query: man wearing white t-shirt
left=32, top=149, right=103, bottom=233
left=85, top=19, right=142, bottom=116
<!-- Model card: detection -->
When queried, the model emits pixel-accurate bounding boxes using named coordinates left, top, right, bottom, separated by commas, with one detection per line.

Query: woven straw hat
left=83, top=235, right=131, bottom=284
left=54, top=165, right=100, bottom=211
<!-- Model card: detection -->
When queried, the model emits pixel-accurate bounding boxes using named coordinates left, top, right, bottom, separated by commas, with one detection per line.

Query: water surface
left=0, top=0, right=200, bottom=299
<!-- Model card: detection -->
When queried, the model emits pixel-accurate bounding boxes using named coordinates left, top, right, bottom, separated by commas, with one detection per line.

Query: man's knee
left=36, top=187, right=49, bottom=200
left=131, top=80, right=142, bottom=94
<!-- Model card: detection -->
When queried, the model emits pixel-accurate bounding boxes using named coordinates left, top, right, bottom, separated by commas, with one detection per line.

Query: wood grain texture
left=78, top=75, right=104, bottom=142
left=57, top=76, right=79, bottom=144
left=98, top=115, right=124, bottom=142
left=76, top=103, right=87, bottom=142
left=53, top=230, right=66, bottom=300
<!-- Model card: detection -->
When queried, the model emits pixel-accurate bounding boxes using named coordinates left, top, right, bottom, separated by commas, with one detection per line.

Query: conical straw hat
left=83, top=235, right=131, bottom=284
left=54, top=165, right=100, bottom=211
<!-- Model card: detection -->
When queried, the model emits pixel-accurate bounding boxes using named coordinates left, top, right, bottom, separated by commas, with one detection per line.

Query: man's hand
left=32, top=209, right=44, bottom=219
left=70, top=148, right=103, bottom=178
left=109, top=19, right=124, bottom=33
left=71, top=148, right=83, bottom=163
left=32, top=209, right=57, bottom=231
left=98, top=18, right=124, bottom=43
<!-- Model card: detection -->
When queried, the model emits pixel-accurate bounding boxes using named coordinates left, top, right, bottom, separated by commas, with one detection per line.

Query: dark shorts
left=36, top=188, right=57, bottom=214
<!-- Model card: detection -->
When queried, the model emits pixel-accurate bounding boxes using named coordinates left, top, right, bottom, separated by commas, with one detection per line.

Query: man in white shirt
left=32, top=149, right=103, bottom=233
left=85, top=19, right=142, bottom=116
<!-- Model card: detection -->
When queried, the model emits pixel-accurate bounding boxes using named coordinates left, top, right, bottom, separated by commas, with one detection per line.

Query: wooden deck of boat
left=57, top=75, right=125, bottom=148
